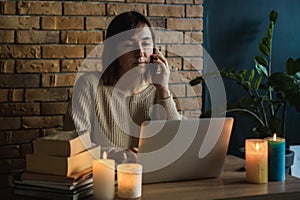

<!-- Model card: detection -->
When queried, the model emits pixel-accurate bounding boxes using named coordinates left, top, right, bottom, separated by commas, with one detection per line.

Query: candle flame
left=102, top=151, right=107, bottom=159
left=273, top=133, right=277, bottom=141
left=255, top=143, right=260, bottom=151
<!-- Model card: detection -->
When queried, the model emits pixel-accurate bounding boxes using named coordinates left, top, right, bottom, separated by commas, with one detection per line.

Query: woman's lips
left=133, top=61, right=147, bottom=66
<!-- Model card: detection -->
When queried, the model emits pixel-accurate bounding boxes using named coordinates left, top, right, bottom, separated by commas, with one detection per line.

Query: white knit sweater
left=63, top=72, right=181, bottom=149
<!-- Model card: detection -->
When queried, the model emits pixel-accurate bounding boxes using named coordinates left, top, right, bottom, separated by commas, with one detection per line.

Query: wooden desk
left=3, top=156, right=300, bottom=199
left=139, top=155, right=300, bottom=200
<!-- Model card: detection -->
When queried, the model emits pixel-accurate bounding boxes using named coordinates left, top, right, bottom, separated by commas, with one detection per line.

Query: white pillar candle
left=117, top=163, right=143, bottom=199
left=93, top=152, right=115, bottom=200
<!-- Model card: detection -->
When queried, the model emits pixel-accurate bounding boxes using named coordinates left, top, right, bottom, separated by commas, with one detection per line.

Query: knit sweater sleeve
left=63, top=73, right=100, bottom=133
left=157, top=95, right=182, bottom=120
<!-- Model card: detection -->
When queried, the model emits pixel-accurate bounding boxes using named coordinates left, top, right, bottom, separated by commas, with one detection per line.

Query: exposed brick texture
left=167, top=18, right=203, bottom=30
left=0, top=16, right=40, bottom=29
left=61, top=60, right=84, bottom=72
left=0, top=74, right=40, bottom=88
left=41, top=73, right=77, bottom=87
left=16, top=30, right=60, bottom=44
left=42, top=45, right=84, bottom=58
left=25, top=88, right=69, bottom=102
left=0, top=1, right=203, bottom=182
left=167, top=0, right=194, bottom=4
left=0, top=89, right=23, bottom=102
left=42, top=17, right=84, bottom=30
left=16, top=60, right=60, bottom=73
left=149, top=5, right=184, bottom=17
left=0, top=103, right=40, bottom=116
left=107, top=4, right=147, bottom=16
left=0, top=30, right=14, bottom=43
left=22, top=116, right=64, bottom=129
left=18, top=1, right=62, bottom=15
left=127, top=0, right=164, bottom=3
left=0, top=60, right=15, bottom=73
left=0, top=1, right=16, bottom=15
left=61, top=31, right=103, bottom=44
left=64, top=2, right=105, bottom=16
left=0, top=45, right=41, bottom=59
left=86, top=16, right=114, bottom=30
left=41, top=102, right=69, bottom=115
left=186, top=5, right=204, bottom=18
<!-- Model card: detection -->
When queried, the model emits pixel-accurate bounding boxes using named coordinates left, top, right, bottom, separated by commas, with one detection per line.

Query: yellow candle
left=245, top=139, right=268, bottom=184
left=117, top=163, right=143, bottom=199
left=93, top=152, right=115, bottom=200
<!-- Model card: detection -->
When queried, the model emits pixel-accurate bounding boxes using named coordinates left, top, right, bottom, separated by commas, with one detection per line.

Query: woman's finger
left=155, top=48, right=167, bottom=65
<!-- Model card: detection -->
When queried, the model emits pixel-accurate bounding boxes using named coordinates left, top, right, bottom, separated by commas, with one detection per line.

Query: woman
left=63, top=11, right=181, bottom=157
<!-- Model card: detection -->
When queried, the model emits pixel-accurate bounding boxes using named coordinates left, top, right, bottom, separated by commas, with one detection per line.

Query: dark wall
left=203, top=0, right=300, bottom=155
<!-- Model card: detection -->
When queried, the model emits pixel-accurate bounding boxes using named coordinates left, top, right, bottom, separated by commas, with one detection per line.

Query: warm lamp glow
left=255, top=143, right=260, bottom=151
left=103, top=151, right=107, bottom=159
left=273, top=133, right=277, bottom=141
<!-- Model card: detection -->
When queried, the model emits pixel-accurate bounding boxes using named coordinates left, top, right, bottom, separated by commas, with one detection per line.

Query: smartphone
left=150, top=48, right=158, bottom=76
left=150, top=48, right=157, bottom=63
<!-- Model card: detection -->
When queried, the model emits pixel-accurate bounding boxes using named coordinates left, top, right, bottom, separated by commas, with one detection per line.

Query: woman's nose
left=135, top=45, right=144, bottom=57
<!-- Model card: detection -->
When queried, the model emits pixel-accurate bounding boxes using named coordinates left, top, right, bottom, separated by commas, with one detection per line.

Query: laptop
left=137, top=117, right=234, bottom=184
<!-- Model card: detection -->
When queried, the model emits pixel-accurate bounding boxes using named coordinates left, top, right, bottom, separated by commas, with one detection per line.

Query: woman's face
left=116, top=25, right=154, bottom=76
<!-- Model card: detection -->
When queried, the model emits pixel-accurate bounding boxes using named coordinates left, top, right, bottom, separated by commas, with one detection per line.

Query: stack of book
left=13, top=131, right=100, bottom=200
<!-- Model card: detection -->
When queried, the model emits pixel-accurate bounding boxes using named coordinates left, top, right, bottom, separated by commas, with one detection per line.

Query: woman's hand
left=151, top=47, right=171, bottom=99
left=107, top=148, right=137, bottom=164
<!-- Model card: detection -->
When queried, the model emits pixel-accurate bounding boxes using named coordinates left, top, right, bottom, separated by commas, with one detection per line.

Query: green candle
left=266, top=134, right=285, bottom=181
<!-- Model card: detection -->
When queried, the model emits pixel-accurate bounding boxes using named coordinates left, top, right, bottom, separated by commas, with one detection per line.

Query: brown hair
left=101, top=11, right=155, bottom=85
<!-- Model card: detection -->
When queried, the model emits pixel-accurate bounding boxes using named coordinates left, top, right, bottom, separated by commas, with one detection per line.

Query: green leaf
left=269, top=10, right=278, bottom=23
left=255, top=63, right=268, bottom=77
left=276, top=92, right=284, bottom=101
left=268, top=73, right=296, bottom=92
left=261, top=37, right=271, bottom=50
left=240, top=70, right=248, bottom=80
left=286, top=57, right=300, bottom=75
left=258, top=43, right=270, bottom=57
left=254, top=56, right=268, bottom=67
left=244, top=81, right=251, bottom=90
left=288, top=93, right=300, bottom=112
left=286, top=57, right=294, bottom=75
left=269, top=116, right=281, bottom=134
left=253, top=126, right=273, bottom=138
left=293, top=58, right=300, bottom=74
left=189, top=76, right=203, bottom=86
left=254, top=76, right=263, bottom=90
left=266, top=28, right=272, bottom=39
left=248, top=69, right=255, bottom=82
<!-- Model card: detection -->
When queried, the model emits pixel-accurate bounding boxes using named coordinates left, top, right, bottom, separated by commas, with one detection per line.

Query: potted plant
left=190, top=10, right=300, bottom=172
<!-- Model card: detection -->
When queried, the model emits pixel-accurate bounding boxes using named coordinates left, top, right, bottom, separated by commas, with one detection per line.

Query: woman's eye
left=142, top=42, right=151, bottom=46
left=124, top=43, right=133, bottom=47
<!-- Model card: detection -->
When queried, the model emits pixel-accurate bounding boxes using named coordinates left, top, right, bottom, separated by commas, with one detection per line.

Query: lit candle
left=93, top=151, right=115, bottom=200
left=266, top=133, right=285, bottom=181
left=117, top=163, right=142, bottom=199
left=245, top=139, right=268, bottom=183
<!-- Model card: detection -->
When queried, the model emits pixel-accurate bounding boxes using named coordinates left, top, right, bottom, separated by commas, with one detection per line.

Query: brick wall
left=0, top=0, right=203, bottom=188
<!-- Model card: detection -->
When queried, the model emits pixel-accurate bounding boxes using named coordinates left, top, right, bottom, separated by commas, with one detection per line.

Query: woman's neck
left=132, top=81, right=150, bottom=94
left=115, top=70, right=150, bottom=95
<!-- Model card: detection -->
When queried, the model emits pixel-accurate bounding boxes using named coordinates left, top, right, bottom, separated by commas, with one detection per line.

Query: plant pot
left=285, top=149, right=294, bottom=175
left=239, top=147, right=295, bottom=174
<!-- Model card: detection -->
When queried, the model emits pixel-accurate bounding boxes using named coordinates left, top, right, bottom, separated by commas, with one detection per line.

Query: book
left=13, top=165, right=94, bottom=199
left=21, top=167, right=92, bottom=184
left=26, top=145, right=100, bottom=176
left=32, top=130, right=92, bottom=157
left=14, top=185, right=93, bottom=200
left=14, top=176, right=93, bottom=191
